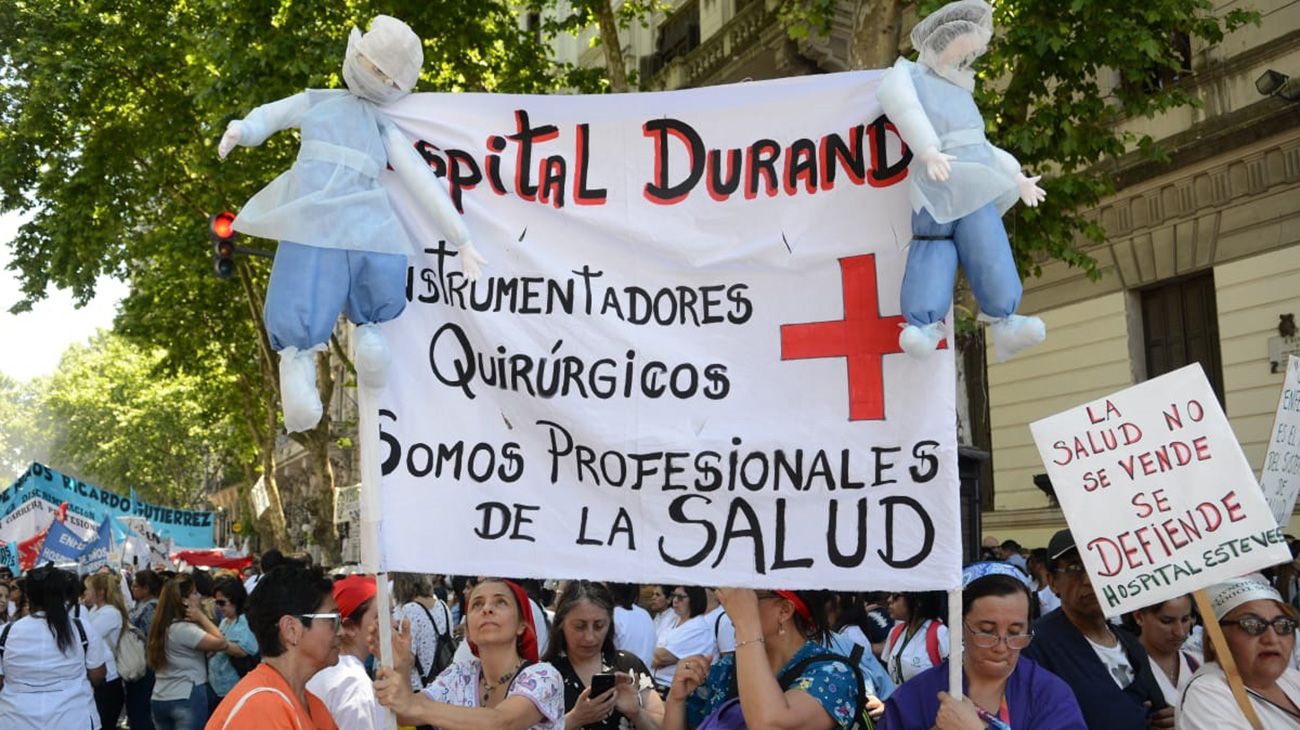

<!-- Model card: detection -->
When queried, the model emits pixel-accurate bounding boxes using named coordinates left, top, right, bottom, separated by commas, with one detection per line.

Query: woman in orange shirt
left=205, top=564, right=341, bottom=730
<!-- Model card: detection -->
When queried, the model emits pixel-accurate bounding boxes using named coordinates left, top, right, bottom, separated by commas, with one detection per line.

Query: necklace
left=480, top=660, right=526, bottom=704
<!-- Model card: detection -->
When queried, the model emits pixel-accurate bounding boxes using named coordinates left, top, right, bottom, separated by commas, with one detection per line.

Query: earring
left=778, top=620, right=786, bottom=636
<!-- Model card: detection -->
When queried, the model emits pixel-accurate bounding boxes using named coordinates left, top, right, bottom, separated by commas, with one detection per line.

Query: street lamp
left=1255, top=69, right=1300, bottom=102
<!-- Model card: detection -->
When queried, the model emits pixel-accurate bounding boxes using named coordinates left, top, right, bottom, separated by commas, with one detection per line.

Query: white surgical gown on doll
left=233, top=89, right=412, bottom=256
left=890, top=58, right=1018, bottom=224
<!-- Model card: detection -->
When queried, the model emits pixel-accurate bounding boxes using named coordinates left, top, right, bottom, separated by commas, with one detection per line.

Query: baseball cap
left=1047, top=528, right=1077, bottom=560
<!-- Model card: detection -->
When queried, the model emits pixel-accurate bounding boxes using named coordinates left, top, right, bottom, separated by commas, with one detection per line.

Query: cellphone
left=590, top=672, right=617, bottom=696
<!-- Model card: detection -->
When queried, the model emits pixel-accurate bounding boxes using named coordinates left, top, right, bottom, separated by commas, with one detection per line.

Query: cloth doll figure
left=218, top=15, right=485, bottom=432
left=877, top=0, right=1047, bottom=361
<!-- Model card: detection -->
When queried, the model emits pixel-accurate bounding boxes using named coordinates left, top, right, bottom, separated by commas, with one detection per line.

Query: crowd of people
left=0, top=531, right=1298, bottom=729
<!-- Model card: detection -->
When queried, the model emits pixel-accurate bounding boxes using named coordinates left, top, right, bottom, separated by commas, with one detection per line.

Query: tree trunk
left=850, top=0, right=906, bottom=70
left=300, top=428, right=341, bottom=564
left=595, top=0, right=629, bottom=92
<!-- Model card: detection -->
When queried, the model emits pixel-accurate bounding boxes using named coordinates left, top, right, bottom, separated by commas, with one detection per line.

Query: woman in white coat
left=0, top=565, right=108, bottom=729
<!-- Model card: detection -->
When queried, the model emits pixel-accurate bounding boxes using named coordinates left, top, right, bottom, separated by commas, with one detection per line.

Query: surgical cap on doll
left=911, top=0, right=994, bottom=71
left=343, top=15, right=423, bottom=104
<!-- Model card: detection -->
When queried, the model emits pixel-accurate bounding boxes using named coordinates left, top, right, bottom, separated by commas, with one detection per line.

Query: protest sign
left=1030, top=364, right=1289, bottom=616
left=79, top=516, right=114, bottom=572
left=0, top=463, right=213, bottom=574
left=37, top=518, right=89, bottom=566
left=118, top=516, right=174, bottom=569
left=1261, top=355, right=1300, bottom=527
left=371, top=71, right=961, bottom=591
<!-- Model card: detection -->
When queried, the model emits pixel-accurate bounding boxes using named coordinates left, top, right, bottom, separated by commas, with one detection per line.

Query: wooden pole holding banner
left=948, top=588, right=963, bottom=700
left=358, top=377, right=398, bottom=730
left=1191, top=589, right=1263, bottom=730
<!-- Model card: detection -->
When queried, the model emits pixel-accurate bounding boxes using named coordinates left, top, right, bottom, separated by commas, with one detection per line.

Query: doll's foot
left=279, top=347, right=322, bottom=433
left=988, top=314, right=1046, bottom=361
left=899, top=322, right=945, bottom=358
left=355, top=324, right=391, bottom=390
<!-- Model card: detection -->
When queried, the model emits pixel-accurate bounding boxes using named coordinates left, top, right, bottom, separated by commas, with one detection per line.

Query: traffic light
left=209, top=211, right=237, bottom=279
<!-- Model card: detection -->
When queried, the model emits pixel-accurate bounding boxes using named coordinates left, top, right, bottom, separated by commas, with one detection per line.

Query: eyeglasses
left=964, top=622, right=1033, bottom=649
left=671, top=593, right=688, bottom=601
left=1222, top=616, right=1299, bottom=637
left=299, top=612, right=342, bottom=631
left=213, top=599, right=228, bottom=607
left=1053, top=564, right=1088, bottom=576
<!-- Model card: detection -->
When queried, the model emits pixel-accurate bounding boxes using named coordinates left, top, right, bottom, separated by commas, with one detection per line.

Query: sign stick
left=948, top=587, right=963, bottom=700
left=358, top=376, right=397, bottom=730
left=1191, top=589, right=1263, bottom=730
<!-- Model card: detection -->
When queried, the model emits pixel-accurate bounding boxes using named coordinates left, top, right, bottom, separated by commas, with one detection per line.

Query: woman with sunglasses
left=651, top=586, right=710, bottom=693
left=664, top=588, right=860, bottom=730
left=881, top=590, right=949, bottom=684
left=206, top=577, right=259, bottom=709
left=373, top=577, right=565, bottom=729
left=1180, top=574, right=1300, bottom=728
left=879, top=563, right=1085, bottom=730
left=207, top=564, right=341, bottom=729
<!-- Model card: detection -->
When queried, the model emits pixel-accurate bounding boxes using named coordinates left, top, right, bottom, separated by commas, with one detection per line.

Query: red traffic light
left=210, top=211, right=236, bottom=240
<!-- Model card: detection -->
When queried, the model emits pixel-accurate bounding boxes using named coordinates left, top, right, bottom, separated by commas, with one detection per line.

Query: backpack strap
left=72, top=617, right=90, bottom=657
left=887, top=622, right=904, bottom=654
left=409, top=602, right=439, bottom=685
left=924, top=621, right=942, bottom=666
left=436, top=599, right=453, bottom=646
left=777, top=653, right=867, bottom=729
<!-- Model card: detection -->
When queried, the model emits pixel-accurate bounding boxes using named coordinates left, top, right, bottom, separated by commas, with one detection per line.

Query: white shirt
left=0, top=614, right=109, bottom=730
left=242, top=574, right=261, bottom=595
left=652, top=609, right=680, bottom=644
left=882, top=619, right=950, bottom=684
left=1149, top=651, right=1195, bottom=709
left=84, top=604, right=123, bottom=682
left=1086, top=633, right=1135, bottom=689
left=306, top=653, right=383, bottom=730
left=652, top=614, right=715, bottom=688
left=711, top=607, right=736, bottom=655
left=1037, top=586, right=1060, bottom=615
left=1180, top=663, right=1300, bottom=729
left=613, top=605, right=657, bottom=668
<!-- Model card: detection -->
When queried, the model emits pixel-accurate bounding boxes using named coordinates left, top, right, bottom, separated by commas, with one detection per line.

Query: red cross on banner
left=781, top=254, right=940, bottom=421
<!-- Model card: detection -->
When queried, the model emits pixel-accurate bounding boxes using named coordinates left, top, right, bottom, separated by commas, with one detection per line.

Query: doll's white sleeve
left=991, top=145, right=1022, bottom=178
left=237, top=93, right=310, bottom=148
left=380, top=120, right=472, bottom=250
left=876, top=59, right=941, bottom=155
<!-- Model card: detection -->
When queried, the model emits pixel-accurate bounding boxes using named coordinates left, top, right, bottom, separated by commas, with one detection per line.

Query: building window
left=1140, top=269, right=1225, bottom=403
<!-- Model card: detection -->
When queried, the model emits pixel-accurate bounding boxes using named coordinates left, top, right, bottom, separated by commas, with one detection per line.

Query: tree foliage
left=0, top=373, right=56, bottom=486
left=36, top=332, right=247, bottom=506
left=781, top=0, right=1255, bottom=278
left=0, top=0, right=577, bottom=551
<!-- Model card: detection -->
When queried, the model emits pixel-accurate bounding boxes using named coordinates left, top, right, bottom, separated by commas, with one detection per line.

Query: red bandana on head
left=466, top=579, right=539, bottom=663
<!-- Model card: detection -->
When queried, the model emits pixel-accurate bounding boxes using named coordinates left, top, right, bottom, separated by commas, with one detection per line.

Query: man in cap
left=1022, top=528, right=1173, bottom=729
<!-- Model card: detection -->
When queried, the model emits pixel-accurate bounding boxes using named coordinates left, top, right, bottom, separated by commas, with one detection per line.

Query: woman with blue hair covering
left=878, top=563, right=1085, bottom=730
left=877, top=0, right=1048, bottom=362
left=218, top=15, right=485, bottom=433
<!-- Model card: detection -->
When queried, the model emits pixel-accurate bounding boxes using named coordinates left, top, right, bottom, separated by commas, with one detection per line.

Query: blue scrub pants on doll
left=899, top=204, right=1045, bottom=361
left=264, top=241, right=407, bottom=432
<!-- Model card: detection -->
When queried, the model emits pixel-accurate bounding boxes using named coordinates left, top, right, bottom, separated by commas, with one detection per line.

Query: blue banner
left=79, top=516, right=114, bottom=573
left=37, top=519, right=89, bottom=565
left=1, top=463, right=214, bottom=551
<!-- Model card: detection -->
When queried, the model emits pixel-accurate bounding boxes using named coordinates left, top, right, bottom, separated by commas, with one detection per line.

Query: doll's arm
left=218, top=93, right=309, bottom=159
left=380, top=121, right=485, bottom=281
left=877, top=59, right=952, bottom=181
left=991, top=145, right=1046, bottom=207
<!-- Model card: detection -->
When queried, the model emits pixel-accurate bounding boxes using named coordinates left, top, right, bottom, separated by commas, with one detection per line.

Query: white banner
left=1262, top=355, right=1300, bottom=526
left=1030, top=364, right=1289, bottom=616
left=372, top=71, right=960, bottom=591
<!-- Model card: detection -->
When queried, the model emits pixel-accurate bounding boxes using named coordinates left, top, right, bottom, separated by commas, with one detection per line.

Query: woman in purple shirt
left=879, top=563, right=1085, bottom=730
